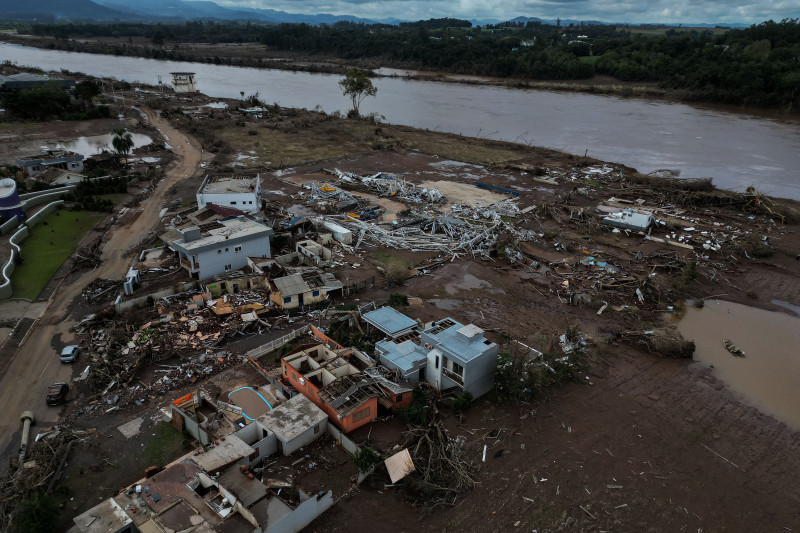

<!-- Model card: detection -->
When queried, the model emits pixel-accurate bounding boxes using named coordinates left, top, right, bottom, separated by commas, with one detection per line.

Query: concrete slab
left=118, top=417, right=144, bottom=439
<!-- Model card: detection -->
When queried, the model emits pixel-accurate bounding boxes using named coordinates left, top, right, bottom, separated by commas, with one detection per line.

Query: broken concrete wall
left=266, top=490, right=334, bottom=533
left=170, top=404, right=212, bottom=446
left=114, top=281, right=199, bottom=312
left=326, top=424, right=359, bottom=455
left=234, top=423, right=277, bottom=461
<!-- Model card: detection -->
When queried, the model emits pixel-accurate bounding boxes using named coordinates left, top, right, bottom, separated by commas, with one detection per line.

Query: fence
left=0, top=200, right=65, bottom=300
left=245, top=326, right=309, bottom=359
left=0, top=215, right=19, bottom=236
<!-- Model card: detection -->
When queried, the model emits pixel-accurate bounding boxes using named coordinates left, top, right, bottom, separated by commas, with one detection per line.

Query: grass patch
left=11, top=209, right=104, bottom=300
left=143, top=422, right=188, bottom=468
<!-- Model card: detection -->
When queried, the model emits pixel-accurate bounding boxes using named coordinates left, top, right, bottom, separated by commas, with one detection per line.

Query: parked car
left=46, top=383, right=69, bottom=406
left=60, top=345, right=81, bottom=363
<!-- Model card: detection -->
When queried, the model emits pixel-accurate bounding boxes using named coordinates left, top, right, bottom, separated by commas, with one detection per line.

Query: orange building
left=281, top=341, right=412, bottom=433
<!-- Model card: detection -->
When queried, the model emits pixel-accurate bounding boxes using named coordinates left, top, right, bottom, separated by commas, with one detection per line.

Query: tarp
left=384, top=448, right=415, bottom=483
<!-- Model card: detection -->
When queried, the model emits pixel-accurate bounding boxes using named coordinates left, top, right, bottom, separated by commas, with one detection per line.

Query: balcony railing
left=442, top=367, right=464, bottom=386
left=180, top=258, right=199, bottom=270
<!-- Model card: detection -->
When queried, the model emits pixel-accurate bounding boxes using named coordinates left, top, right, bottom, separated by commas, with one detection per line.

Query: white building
left=170, top=71, right=198, bottom=93
left=197, top=174, right=262, bottom=214
left=168, top=216, right=272, bottom=279
left=15, top=150, right=84, bottom=177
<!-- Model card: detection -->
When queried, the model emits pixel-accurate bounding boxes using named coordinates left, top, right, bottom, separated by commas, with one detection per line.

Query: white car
left=60, top=345, right=81, bottom=363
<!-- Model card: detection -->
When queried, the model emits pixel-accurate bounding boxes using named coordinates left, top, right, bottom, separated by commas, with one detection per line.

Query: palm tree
left=112, top=128, right=134, bottom=164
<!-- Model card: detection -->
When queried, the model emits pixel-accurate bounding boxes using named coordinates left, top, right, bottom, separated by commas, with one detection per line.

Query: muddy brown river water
left=3, top=42, right=800, bottom=199
left=677, top=300, right=800, bottom=430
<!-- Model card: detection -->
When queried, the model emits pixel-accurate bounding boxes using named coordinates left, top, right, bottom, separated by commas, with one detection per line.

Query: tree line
left=21, top=18, right=800, bottom=109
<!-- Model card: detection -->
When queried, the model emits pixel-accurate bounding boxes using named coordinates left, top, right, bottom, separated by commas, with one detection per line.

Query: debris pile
left=327, top=168, right=444, bottom=204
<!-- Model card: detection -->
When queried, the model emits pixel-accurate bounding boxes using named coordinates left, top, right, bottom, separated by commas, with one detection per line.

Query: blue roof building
left=367, top=307, right=499, bottom=398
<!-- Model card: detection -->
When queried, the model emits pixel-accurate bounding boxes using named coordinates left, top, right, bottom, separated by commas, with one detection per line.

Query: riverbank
left=0, top=33, right=728, bottom=107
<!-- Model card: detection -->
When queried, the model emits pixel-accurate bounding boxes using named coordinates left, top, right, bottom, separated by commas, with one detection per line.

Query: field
left=11, top=209, right=104, bottom=300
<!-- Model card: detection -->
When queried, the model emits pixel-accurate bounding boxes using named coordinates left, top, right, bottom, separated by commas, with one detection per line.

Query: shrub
left=452, top=392, right=473, bottom=413
left=353, top=446, right=380, bottom=474
left=387, top=293, right=409, bottom=307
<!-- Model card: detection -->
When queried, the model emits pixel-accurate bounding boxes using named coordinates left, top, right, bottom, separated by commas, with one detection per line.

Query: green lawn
left=143, top=422, right=189, bottom=467
left=11, top=209, right=104, bottom=300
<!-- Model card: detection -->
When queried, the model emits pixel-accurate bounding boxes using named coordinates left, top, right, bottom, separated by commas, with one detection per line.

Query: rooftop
left=15, top=149, right=83, bottom=162
left=363, top=306, right=417, bottom=337
left=273, top=273, right=311, bottom=297
left=376, top=337, right=427, bottom=373
left=141, top=460, right=202, bottom=514
left=174, top=216, right=270, bottom=251
left=191, top=434, right=256, bottom=474
left=217, top=463, right=267, bottom=508
left=200, top=174, right=260, bottom=195
left=258, top=395, right=327, bottom=443
left=425, top=319, right=495, bottom=363
left=72, top=497, right=133, bottom=533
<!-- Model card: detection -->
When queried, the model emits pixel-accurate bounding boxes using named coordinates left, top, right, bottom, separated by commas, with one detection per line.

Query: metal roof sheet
left=273, top=273, right=311, bottom=297
left=363, top=306, right=417, bottom=337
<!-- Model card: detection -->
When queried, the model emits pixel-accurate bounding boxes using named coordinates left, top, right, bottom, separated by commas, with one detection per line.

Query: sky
left=217, top=0, right=799, bottom=24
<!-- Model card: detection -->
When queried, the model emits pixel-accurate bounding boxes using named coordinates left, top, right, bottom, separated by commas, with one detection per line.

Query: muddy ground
left=3, top=81, right=799, bottom=532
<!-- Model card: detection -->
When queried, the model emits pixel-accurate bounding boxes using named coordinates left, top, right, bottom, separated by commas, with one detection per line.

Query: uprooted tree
left=338, top=69, right=377, bottom=118
left=397, top=386, right=477, bottom=509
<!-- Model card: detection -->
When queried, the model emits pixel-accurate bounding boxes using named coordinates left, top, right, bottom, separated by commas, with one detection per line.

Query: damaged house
left=166, top=216, right=272, bottom=279
left=15, top=149, right=84, bottom=177
left=281, top=336, right=412, bottom=433
left=197, top=174, right=262, bottom=214
left=269, top=272, right=342, bottom=310
left=366, top=307, right=499, bottom=398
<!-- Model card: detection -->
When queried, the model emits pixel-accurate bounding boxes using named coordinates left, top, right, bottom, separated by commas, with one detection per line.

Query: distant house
left=197, top=174, right=261, bottom=214
left=167, top=216, right=272, bottom=279
left=281, top=341, right=412, bottom=433
left=15, top=149, right=84, bottom=177
left=32, top=167, right=86, bottom=187
left=0, top=73, right=75, bottom=93
left=269, top=272, right=342, bottom=310
left=367, top=307, right=499, bottom=398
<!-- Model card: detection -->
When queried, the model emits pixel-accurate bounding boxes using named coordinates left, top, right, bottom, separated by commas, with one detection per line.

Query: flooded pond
left=677, top=300, right=800, bottom=430
left=57, top=132, right=152, bottom=157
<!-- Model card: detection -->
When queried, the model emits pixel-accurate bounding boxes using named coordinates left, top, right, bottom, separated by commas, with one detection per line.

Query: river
left=2, top=42, right=800, bottom=199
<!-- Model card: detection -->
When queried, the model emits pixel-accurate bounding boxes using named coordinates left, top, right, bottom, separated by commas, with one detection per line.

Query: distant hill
left=0, top=0, right=130, bottom=21
left=93, top=0, right=381, bottom=24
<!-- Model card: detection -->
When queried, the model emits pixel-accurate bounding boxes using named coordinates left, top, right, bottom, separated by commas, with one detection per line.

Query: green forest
left=20, top=18, right=800, bottom=109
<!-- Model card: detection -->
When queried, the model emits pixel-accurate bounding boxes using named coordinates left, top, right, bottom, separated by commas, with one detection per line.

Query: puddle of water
left=428, top=298, right=459, bottom=311
left=56, top=132, right=152, bottom=157
left=445, top=273, right=504, bottom=295
left=677, top=300, right=800, bottom=430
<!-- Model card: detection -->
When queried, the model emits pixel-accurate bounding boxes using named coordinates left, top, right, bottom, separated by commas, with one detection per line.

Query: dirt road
left=0, top=107, right=201, bottom=474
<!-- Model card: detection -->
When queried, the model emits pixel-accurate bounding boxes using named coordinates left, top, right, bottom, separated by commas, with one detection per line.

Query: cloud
left=220, top=0, right=800, bottom=23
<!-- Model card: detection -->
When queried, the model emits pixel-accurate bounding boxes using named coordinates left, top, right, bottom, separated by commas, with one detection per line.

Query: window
left=224, top=248, right=229, bottom=252
left=231, top=201, right=237, bottom=205
left=283, top=366, right=288, bottom=376
left=217, top=250, right=222, bottom=254
left=312, top=290, right=320, bottom=297
left=283, top=296, right=291, bottom=304
left=396, top=394, right=403, bottom=403
left=435, top=355, right=439, bottom=369
left=224, top=264, right=232, bottom=271
left=249, top=448, right=260, bottom=461
left=314, top=424, right=320, bottom=434
left=234, top=245, right=242, bottom=253
left=291, top=371, right=297, bottom=381
left=352, top=407, right=371, bottom=422
left=452, top=361, right=464, bottom=376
